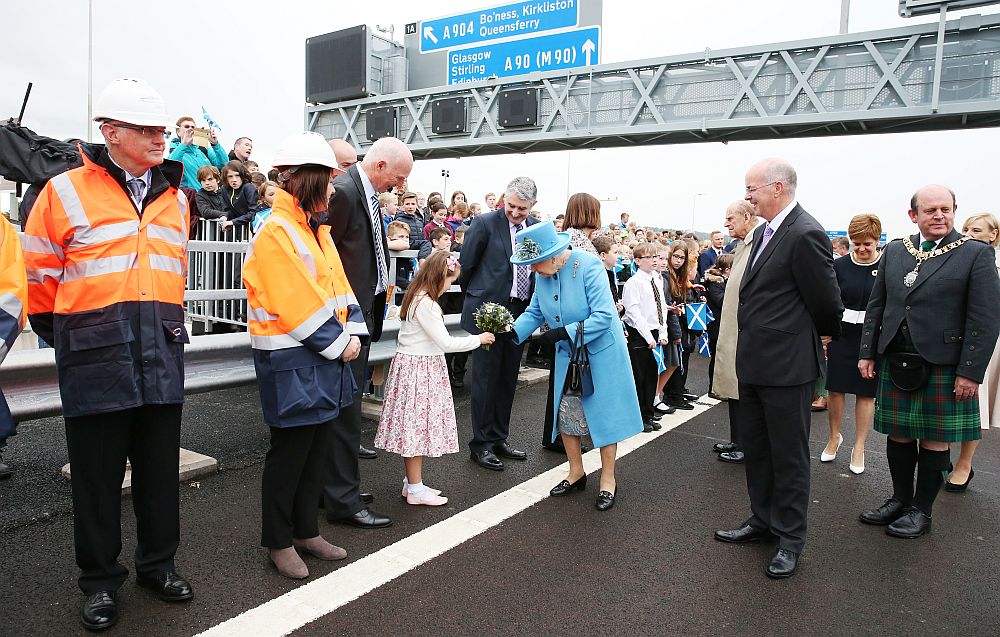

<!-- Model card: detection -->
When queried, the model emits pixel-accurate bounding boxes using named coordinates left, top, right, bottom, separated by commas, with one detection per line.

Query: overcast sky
left=3, top=0, right=998, bottom=238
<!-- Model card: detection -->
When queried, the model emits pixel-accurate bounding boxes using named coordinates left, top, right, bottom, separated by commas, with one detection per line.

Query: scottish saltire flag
left=201, top=106, right=222, bottom=131
left=705, top=306, right=715, bottom=324
left=652, top=345, right=667, bottom=373
left=686, top=301, right=709, bottom=331
left=630, top=259, right=638, bottom=276
left=697, top=332, right=711, bottom=357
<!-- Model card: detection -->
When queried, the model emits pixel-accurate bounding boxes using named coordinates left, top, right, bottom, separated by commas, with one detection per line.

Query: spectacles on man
left=745, top=181, right=777, bottom=194
left=108, top=121, right=171, bottom=137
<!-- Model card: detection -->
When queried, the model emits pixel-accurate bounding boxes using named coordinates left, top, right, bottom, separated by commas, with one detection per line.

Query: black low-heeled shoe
left=595, top=488, right=616, bottom=511
left=550, top=475, right=587, bottom=497
left=944, top=468, right=974, bottom=492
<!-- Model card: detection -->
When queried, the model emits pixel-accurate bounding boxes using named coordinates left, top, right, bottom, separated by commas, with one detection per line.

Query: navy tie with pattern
left=515, top=223, right=530, bottom=299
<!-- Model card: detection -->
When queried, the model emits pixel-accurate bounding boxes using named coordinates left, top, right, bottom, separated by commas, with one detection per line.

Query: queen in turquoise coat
left=511, top=221, right=643, bottom=511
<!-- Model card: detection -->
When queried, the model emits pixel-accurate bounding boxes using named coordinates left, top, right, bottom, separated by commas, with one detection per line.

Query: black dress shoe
left=667, top=399, right=695, bottom=411
left=713, top=442, right=738, bottom=453
left=358, top=444, right=377, bottom=460
left=886, top=507, right=931, bottom=538
left=944, top=468, right=974, bottom=492
left=595, top=488, right=616, bottom=511
left=766, top=548, right=799, bottom=579
left=332, top=508, right=392, bottom=528
left=81, top=591, right=118, bottom=631
left=137, top=571, right=193, bottom=602
left=682, top=392, right=699, bottom=401
left=471, top=449, right=504, bottom=471
left=642, top=420, right=655, bottom=433
left=450, top=377, right=465, bottom=389
left=493, top=442, right=527, bottom=460
left=718, top=451, right=745, bottom=464
left=550, top=475, right=587, bottom=496
left=542, top=442, right=567, bottom=453
left=714, top=523, right=774, bottom=544
left=858, top=498, right=907, bottom=526
left=360, top=492, right=374, bottom=504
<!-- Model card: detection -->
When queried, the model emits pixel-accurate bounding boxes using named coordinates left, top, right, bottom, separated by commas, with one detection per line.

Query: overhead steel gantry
left=306, top=12, right=1000, bottom=159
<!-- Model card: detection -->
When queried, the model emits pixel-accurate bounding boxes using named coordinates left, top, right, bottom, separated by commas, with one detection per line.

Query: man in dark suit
left=459, top=176, right=539, bottom=471
left=322, top=136, right=413, bottom=528
left=857, top=184, right=1000, bottom=538
left=697, top=230, right=725, bottom=278
left=714, top=158, right=843, bottom=579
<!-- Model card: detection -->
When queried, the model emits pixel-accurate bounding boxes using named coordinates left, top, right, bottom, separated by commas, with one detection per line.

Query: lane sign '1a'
left=420, top=0, right=580, bottom=53
left=449, top=26, right=600, bottom=84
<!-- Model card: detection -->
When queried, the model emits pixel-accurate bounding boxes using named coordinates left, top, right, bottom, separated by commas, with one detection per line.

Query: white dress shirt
left=621, top=268, right=670, bottom=345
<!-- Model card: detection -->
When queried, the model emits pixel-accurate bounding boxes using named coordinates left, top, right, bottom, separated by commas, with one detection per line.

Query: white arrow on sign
left=423, top=25, right=438, bottom=44
left=581, top=39, right=595, bottom=65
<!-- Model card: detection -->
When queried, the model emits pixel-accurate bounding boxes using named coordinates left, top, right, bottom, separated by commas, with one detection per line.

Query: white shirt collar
left=919, top=234, right=944, bottom=249
left=766, top=199, right=797, bottom=233
left=632, top=268, right=654, bottom=282
left=357, top=165, right=378, bottom=205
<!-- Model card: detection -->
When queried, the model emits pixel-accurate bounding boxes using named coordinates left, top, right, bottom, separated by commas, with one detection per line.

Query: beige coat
left=713, top=234, right=755, bottom=400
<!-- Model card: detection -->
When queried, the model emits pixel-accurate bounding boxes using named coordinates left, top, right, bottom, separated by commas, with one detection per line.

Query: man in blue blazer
left=714, top=158, right=843, bottom=579
left=698, top=230, right=726, bottom=278
left=459, top=177, right=539, bottom=471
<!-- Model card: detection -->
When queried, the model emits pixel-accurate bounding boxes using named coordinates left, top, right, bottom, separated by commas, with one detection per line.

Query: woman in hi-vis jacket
left=242, top=132, right=368, bottom=579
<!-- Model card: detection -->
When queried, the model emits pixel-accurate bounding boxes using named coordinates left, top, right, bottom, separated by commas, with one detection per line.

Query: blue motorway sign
left=420, top=0, right=579, bottom=53
left=448, top=26, right=600, bottom=84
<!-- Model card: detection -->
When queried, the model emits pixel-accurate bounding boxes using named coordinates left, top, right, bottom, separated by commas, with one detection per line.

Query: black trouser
left=321, top=345, right=366, bottom=518
left=262, top=421, right=330, bottom=548
left=469, top=299, right=527, bottom=453
left=707, top=322, right=720, bottom=393
left=446, top=351, right=469, bottom=381
left=626, top=327, right=658, bottom=421
left=737, top=381, right=813, bottom=553
left=64, top=405, right=182, bottom=594
left=727, top=399, right=741, bottom=447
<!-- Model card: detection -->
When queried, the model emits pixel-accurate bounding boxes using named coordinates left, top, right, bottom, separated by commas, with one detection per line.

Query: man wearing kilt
left=858, top=184, right=1000, bottom=538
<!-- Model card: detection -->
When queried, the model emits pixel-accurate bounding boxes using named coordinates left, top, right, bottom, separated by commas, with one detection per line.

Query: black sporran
left=886, top=352, right=929, bottom=392
left=563, top=322, right=594, bottom=398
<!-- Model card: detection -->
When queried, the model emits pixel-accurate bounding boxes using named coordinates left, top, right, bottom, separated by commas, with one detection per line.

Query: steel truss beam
left=306, top=14, right=1000, bottom=158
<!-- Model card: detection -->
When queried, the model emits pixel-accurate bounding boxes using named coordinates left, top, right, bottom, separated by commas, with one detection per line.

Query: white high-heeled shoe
left=849, top=447, right=865, bottom=474
left=820, top=433, right=843, bottom=462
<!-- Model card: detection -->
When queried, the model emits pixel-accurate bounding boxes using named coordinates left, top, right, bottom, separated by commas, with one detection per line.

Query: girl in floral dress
left=375, top=252, right=495, bottom=506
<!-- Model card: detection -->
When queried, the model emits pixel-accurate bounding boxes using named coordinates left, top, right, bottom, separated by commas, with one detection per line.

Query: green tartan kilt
left=874, top=357, right=981, bottom=442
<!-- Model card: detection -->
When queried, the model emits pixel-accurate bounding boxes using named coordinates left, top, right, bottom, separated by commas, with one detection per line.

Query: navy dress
left=826, top=254, right=881, bottom=397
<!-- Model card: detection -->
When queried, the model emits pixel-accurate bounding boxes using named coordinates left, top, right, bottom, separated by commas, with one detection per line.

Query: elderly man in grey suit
left=858, top=184, right=1000, bottom=538
left=714, top=158, right=843, bottom=579
left=459, top=176, right=539, bottom=471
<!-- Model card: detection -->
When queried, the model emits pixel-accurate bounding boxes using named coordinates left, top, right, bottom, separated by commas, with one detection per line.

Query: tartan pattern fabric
left=874, top=346, right=982, bottom=442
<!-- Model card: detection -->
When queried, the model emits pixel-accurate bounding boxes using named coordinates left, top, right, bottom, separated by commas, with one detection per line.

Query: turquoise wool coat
left=512, top=250, right=644, bottom=448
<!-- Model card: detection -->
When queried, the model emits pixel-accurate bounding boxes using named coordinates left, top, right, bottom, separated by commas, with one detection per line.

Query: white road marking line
left=196, top=397, right=720, bottom=637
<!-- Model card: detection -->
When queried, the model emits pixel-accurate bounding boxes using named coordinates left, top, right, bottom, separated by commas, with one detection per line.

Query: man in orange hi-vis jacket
left=22, top=79, right=193, bottom=632
left=0, top=214, right=27, bottom=479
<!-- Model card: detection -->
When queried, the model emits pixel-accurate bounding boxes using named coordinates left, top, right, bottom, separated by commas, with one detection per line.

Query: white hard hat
left=92, top=78, right=174, bottom=128
left=272, top=131, right=341, bottom=170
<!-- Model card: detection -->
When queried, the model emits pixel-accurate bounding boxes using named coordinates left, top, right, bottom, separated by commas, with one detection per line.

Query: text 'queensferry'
left=479, top=0, right=577, bottom=38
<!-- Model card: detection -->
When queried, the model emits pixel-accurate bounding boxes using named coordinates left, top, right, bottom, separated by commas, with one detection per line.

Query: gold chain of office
left=900, top=235, right=970, bottom=287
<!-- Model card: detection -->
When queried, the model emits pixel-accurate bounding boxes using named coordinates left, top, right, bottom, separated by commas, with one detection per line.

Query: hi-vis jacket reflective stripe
left=242, top=189, right=368, bottom=427
left=0, top=216, right=27, bottom=445
left=22, top=143, right=190, bottom=418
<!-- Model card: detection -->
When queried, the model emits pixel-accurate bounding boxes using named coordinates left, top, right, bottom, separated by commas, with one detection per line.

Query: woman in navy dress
left=822, top=214, right=882, bottom=474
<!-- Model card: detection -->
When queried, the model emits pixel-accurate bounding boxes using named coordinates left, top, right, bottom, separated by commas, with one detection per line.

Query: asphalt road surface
left=1, top=357, right=998, bottom=637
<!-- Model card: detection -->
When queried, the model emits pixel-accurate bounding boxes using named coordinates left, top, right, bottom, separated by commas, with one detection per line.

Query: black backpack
left=0, top=120, right=81, bottom=185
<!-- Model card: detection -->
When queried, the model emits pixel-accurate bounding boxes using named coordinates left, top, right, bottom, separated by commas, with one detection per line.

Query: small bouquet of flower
left=474, top=302, right=515, bottom=350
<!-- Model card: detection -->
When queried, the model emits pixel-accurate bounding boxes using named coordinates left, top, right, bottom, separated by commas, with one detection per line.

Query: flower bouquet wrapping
left=474, top=302, right=515, bottom=350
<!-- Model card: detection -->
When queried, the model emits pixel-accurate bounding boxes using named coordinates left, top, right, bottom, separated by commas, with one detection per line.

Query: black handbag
left=886, top=352, right=929, bottom=392
left=563, top=322, right=595, bottom=398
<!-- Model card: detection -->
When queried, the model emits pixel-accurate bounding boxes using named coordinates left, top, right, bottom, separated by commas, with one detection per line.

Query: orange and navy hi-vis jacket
left=0, top=215, right=28, bottom=445
left=22, top=143, right=190, bottom=418
left=242, top=188, right=368, bottom=427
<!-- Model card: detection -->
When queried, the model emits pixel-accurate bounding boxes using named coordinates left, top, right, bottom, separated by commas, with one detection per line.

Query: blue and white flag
left=697, top=332, right=711, bottom=357
left=201, top=106, right=222, bottom=131
left=686, top=301, right=709, bottom=331
left=652, top=344, right=667, bottom=373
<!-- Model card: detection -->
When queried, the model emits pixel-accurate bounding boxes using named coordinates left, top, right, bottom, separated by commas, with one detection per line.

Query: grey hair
left=762, top=159, right=797, bottom=195
left=505, top=176, right=538, bottom=202
left=362, top=137, right=413, bottom=168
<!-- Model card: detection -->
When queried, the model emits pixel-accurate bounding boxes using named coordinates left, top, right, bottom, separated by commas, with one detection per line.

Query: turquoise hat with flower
left=510, top=221, right=571, bottom=265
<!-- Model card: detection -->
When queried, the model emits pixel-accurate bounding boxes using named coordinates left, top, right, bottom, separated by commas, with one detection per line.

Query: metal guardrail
left=0, top=315, right=467, bottom=423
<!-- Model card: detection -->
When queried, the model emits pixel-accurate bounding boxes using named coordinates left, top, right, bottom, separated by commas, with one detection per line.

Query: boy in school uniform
left=621, top=242, right=672, bottom=431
